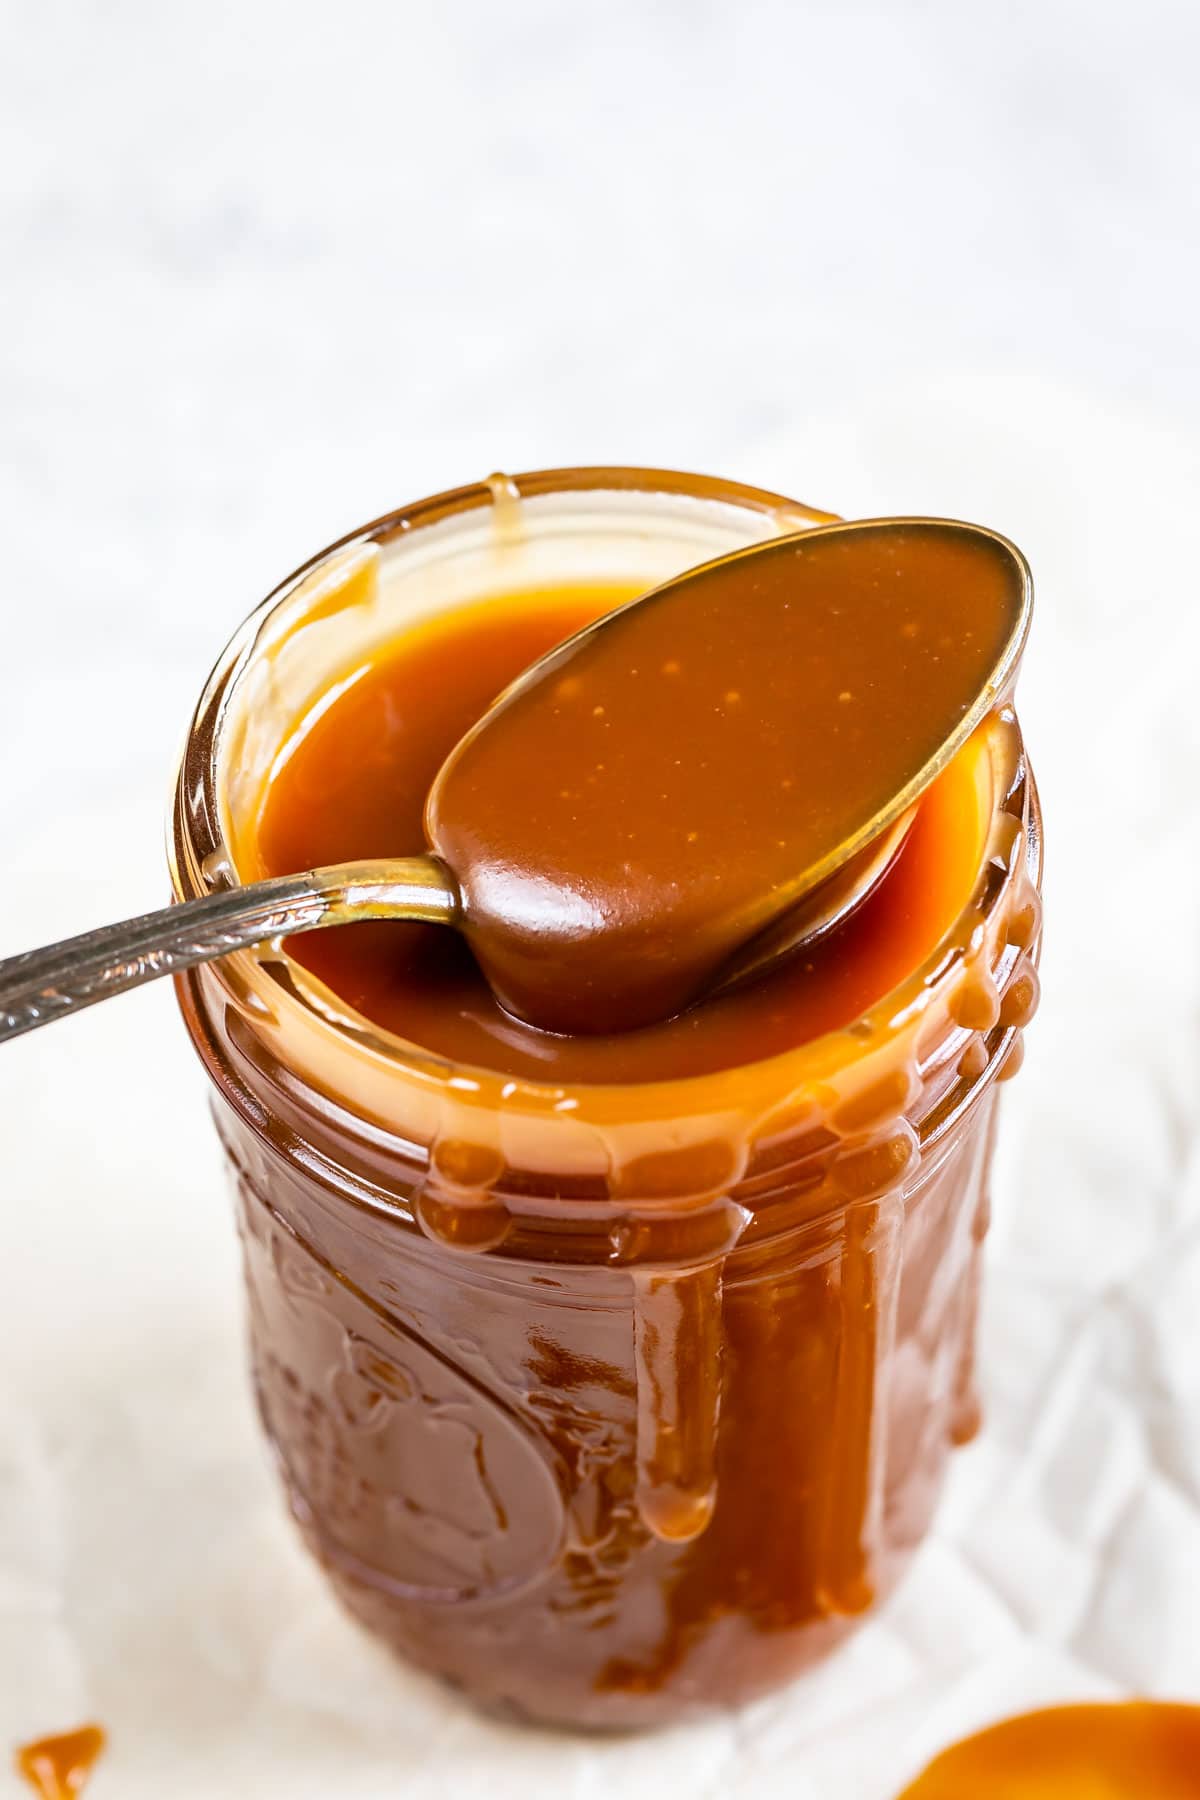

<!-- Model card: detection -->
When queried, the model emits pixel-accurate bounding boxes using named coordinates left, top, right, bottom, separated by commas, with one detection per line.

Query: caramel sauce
left=175, top=496, right=1041, bottom=1726
left=899, top=1703, right=1200, bottom=1798
left=425, top=522, right=1023, bottom=1032
left=255, top=583, right=987, bottom=1080
left=15, top=1727, right=105, bottom=1800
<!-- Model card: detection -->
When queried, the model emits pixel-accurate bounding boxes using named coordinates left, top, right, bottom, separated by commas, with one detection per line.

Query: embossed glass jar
left=171, top=468, right=1042, bottom=1729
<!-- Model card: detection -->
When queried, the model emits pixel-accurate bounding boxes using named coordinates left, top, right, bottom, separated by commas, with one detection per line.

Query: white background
left=2, top=3, right=1200, bottom=1795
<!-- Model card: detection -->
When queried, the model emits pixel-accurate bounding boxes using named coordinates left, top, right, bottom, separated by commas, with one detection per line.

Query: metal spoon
left=0, top=518, right=1030, bottom=1044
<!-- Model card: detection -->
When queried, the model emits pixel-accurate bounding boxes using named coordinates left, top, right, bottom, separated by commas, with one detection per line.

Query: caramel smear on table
left=15, top=1726, right=106, bottom=1800
left=898, top=1702, right=1200, bottom=1798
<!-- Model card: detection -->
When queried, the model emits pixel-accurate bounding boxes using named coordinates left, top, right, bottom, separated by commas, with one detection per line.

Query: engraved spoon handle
left=0, top=857, right=458, bottom=1044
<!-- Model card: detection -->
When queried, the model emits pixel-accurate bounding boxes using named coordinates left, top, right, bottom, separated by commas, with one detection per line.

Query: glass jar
left=170, top=467, right=1042, bottom=1729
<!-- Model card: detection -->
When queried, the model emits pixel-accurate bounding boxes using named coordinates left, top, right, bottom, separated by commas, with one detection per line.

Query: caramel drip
left=632, top=1262, right=724, bottom=1541
left=817, top=1190, right=904, bottom=1614
left=950, top=958, right=1001, bottom=1031
left=15, top=1727, right=105, bottom=1800
left=485, top=471, right=524, bottom=545
left=414, top=1187, right=512, bottom=1251
left=949, top=1091, right=999, bottom=1445
left=413, top=1135, right=513, bottom=1252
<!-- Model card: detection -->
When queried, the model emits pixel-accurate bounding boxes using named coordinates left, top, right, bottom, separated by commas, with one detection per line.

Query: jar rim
left=169, top=464, right=1036, bottom=1131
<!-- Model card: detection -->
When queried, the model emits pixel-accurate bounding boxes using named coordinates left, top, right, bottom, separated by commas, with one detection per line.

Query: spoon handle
left=0, top=857, right=457, bottom=1045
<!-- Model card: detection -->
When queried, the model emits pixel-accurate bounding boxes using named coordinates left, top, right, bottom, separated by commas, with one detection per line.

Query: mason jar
left=171, top=467, right=1042, bottom=1728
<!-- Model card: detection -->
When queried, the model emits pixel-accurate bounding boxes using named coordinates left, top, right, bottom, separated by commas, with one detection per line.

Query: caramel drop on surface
left=897, top=1702, right=1200, bottom=1799
left=15, top=1726, right=106, bottom=1800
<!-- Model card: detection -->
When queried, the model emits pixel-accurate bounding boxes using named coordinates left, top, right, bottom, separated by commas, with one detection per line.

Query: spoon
left=0, top=517, right=1031, bottom=1044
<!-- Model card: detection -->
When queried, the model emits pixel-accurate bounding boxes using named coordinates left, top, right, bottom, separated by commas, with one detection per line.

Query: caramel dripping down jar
left=171, top=468, right=1041, bottom=1727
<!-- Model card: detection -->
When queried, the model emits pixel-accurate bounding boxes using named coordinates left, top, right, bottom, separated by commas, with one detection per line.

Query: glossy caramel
left=255, top=586, right=986, bottom=1080
left=899, top=1703, right=1200, bottom=1798
left=426, top=522, right=1025, bottom=1031
left=15, top=1726, right=105, bottom=1800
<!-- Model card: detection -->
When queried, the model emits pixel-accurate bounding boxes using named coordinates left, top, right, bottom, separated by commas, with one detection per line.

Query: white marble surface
left=2, top=3, right=1200, bottom=1795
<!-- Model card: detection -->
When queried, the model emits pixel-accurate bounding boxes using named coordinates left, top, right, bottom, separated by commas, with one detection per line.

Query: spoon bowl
left=428, top=516, right=1031, bottom=1030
